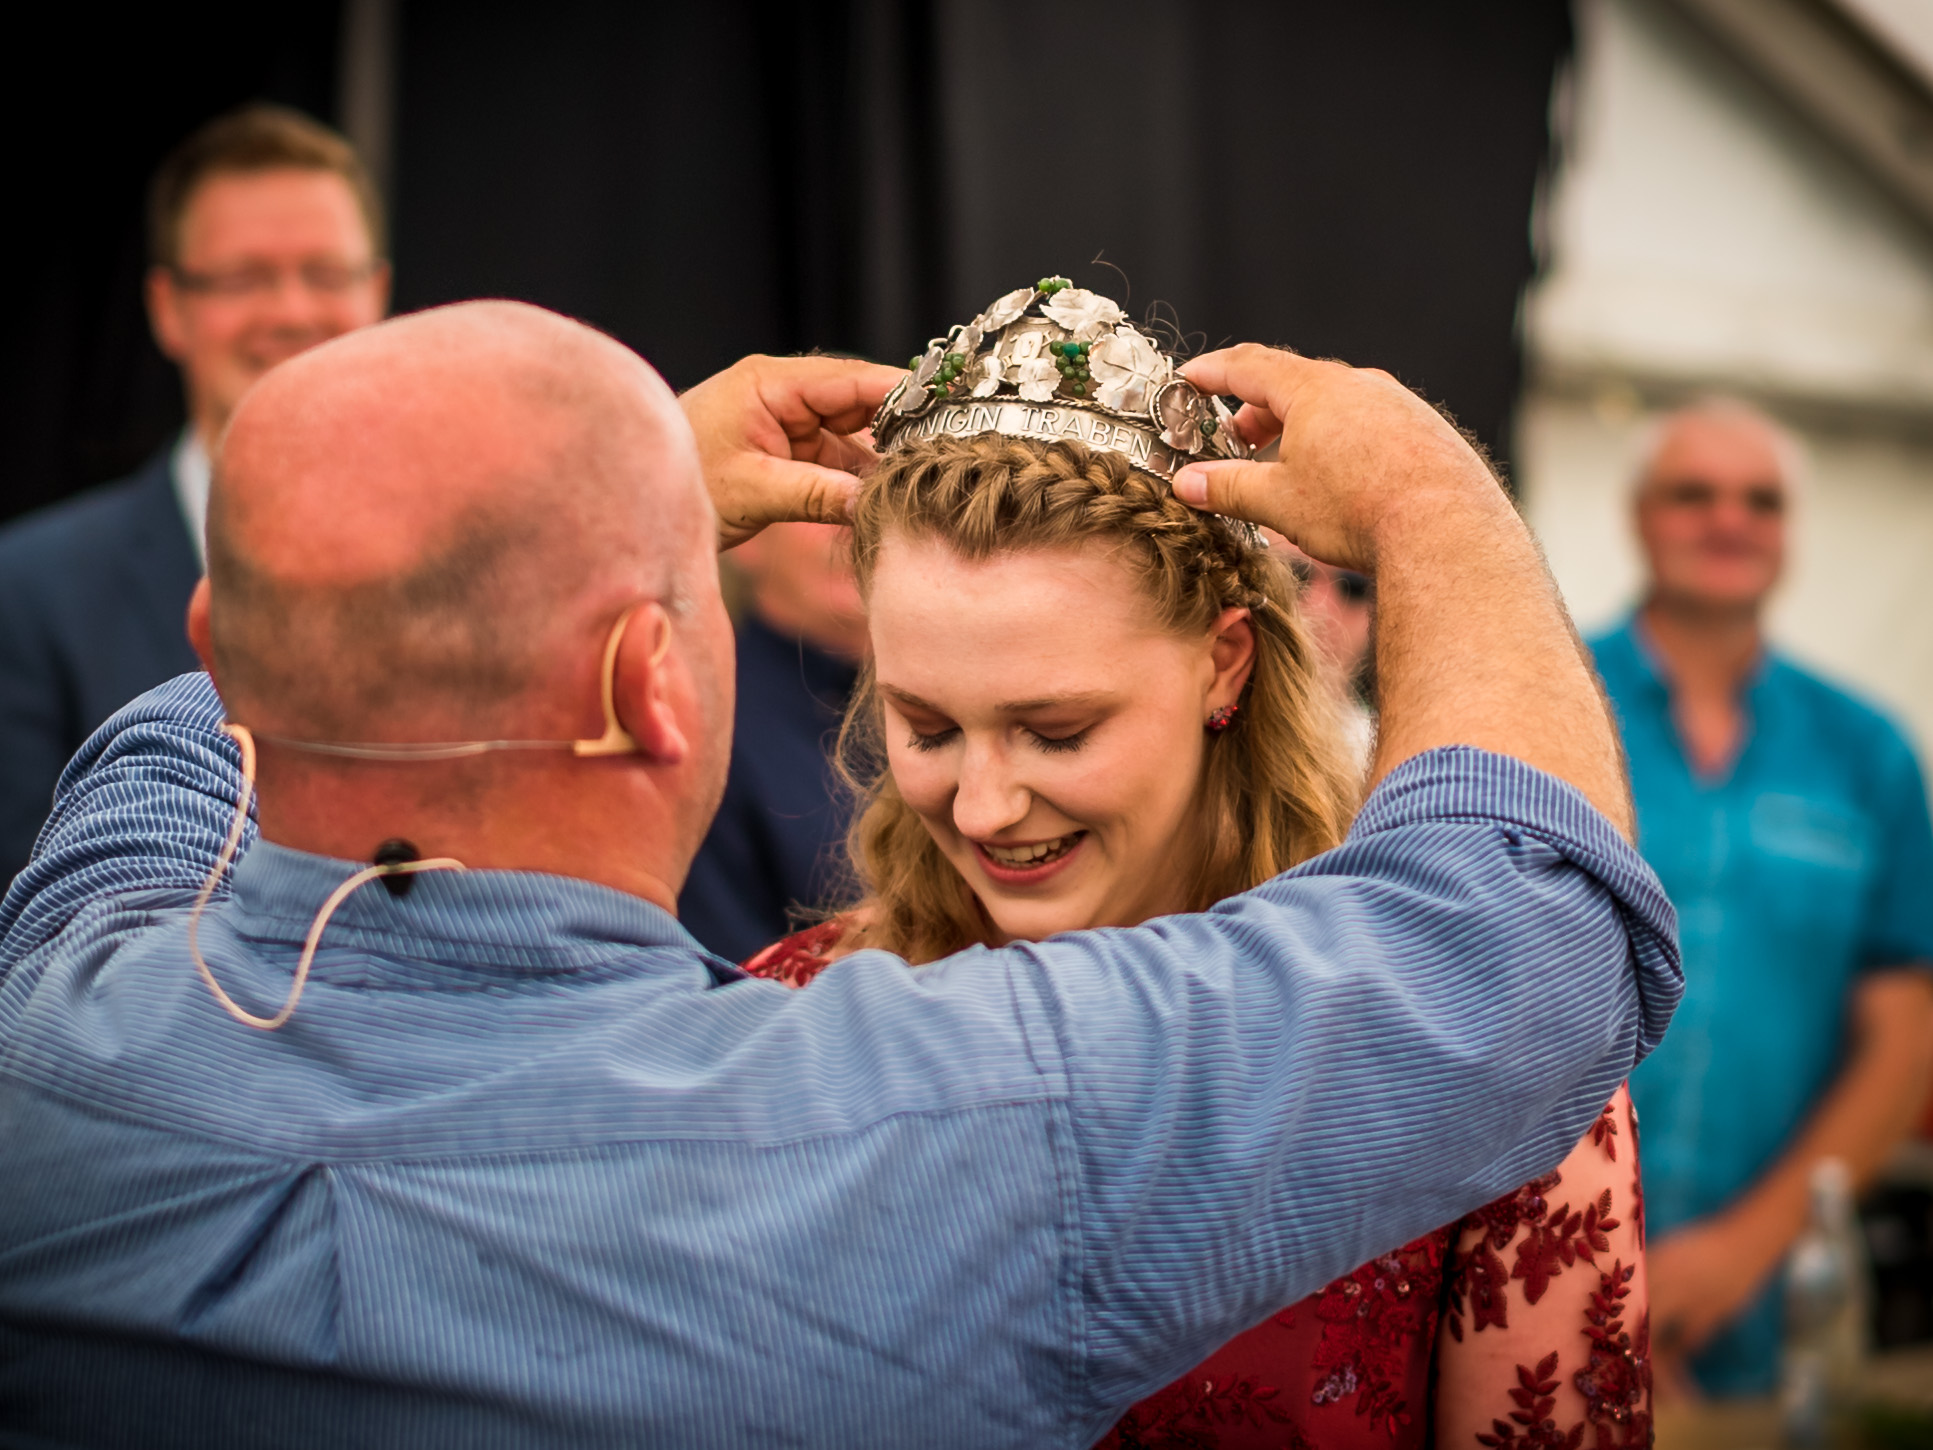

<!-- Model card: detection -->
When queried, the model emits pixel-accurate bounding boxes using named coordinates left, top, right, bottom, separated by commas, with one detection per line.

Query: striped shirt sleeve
left=0, top=672, right=249, bottom=973
left=988, top=747, right=1680, bottom=1420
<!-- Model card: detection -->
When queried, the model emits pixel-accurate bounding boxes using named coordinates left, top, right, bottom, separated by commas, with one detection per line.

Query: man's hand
left=1169, top=344, right=1632, bottom=836
left=1645, top=969, right=1933, bottom=1392
left=679, top=354, right=904, bottom=550
left=1647, top=1215, right=1780, bottom=1377
left=1173, top=344, right=1506, bottom=571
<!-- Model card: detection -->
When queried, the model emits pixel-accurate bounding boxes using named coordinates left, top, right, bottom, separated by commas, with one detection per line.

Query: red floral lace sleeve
left=740, top=920, right=847, bottom=987
left=1434, top=1085, right=1650, bottom=1447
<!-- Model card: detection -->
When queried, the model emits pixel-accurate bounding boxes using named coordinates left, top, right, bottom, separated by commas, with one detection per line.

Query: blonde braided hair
left=834, top=433, right=1361, bottom=964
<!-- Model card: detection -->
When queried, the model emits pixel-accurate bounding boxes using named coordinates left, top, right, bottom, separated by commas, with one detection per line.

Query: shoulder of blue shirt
left=1588, top=613, right=1930, bottom=805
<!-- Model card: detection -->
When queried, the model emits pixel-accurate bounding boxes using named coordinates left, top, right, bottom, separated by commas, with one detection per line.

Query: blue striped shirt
left=0, top=673, right=1679, bottom=1448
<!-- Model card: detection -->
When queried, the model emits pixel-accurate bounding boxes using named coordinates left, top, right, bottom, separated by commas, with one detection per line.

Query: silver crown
left=871, top=277, right=1253, bottom=485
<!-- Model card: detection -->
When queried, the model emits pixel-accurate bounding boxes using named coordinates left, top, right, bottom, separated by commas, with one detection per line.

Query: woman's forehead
left=868, top=536, right=1184, bottom=697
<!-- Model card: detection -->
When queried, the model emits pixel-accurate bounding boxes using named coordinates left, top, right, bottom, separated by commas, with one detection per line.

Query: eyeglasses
left=169, top=258, right=384, bottom=300
left=1651, top=479, right=1785, bottom=518
left=1287, top=556, right=1374, bottom=606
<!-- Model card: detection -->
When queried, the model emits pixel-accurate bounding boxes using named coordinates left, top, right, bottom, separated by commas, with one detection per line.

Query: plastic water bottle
left=1780, top=1158, right=1869, bottom=1447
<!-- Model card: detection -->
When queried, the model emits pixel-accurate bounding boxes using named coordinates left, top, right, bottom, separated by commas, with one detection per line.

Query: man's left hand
left=1646, top=1212, right=1781, bottom=1376
left=680, top=355, right=904, bottom=549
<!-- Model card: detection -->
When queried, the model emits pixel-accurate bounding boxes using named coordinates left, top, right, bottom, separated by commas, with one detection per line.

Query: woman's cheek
left=887, top=748, right=956, bottom=834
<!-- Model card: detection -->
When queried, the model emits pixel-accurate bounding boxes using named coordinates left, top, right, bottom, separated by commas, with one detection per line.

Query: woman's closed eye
left=904, top=725, right=960, bottom=753
left=1029, top=727, right=1089, bottom=755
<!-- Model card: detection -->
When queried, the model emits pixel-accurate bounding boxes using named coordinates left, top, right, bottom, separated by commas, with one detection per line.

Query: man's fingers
left=714, top=455, right=861, bottom=549
left=761, top=357, right=905, bottom=441
left=1180, top=343, right=1317, bottom=422
left=1230, top=402, right=1284, bottom=449
left=1171, top=459, right=1277, bottom=522
left=810, top=428, right=877, bottom=478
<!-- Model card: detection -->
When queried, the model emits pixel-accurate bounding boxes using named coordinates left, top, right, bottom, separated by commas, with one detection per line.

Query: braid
left=855, top=435, right=1266, bottom=629
left=838, top=432, right=1360, bottom=964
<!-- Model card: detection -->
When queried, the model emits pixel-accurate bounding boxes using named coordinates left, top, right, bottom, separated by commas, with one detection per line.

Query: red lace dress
left=746, top=926, right=1651, bottom=1449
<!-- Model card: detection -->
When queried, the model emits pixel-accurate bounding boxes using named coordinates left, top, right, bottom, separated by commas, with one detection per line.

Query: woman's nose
left=951, top=743, right=1030, bottom=841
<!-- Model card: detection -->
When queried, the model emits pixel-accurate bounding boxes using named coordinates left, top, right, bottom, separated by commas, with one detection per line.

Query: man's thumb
left=1172, top=460, right=1274, bottom=523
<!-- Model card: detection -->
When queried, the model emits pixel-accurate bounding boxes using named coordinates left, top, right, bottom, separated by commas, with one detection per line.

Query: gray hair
left=1630, top=395, right=1807, bottom=500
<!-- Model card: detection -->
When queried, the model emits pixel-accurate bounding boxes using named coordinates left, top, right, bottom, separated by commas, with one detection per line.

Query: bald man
left=0, top=308, right=1678, bottom=1448
left=1588, top=400, right=1933, bottom=1398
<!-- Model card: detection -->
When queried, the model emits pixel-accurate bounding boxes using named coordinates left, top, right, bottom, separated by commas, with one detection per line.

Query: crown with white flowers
left=871, top=276, right=1252, bottom=484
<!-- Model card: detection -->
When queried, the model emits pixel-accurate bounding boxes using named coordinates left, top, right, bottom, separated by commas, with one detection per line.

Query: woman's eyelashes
left=1029, top=727, right=1089, bottom=755
left=905, top=725, right=960, bottom=753
left=902, top=724, right=1090, bottom=755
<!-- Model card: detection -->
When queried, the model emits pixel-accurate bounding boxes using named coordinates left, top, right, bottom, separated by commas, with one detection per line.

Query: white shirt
left=171, top=428, right=211, bottom=570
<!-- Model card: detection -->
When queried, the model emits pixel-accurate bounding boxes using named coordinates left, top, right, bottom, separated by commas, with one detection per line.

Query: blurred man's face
left=730, top=521, right=868, bottom=662
left=1266, top=533, right=1373, bottom=693
left=1636, top=415, right=1788, bottom=614
left=148, top=168, right=390, bottom=442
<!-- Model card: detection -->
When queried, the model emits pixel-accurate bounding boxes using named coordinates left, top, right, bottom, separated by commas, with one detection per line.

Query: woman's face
left=867, top=533, right=1252, bottom=942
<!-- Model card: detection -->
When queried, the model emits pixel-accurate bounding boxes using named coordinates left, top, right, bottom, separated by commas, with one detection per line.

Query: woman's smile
left=867, top=536, right=1243, bottom=940
left=973, top=830, right=1088, bottom=886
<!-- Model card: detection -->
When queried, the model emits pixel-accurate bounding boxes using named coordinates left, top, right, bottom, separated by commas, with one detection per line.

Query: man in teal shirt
left=1590, top=400, right=1933, bottom=1397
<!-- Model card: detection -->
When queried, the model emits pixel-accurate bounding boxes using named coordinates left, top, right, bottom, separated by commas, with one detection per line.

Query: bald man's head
left=207, top=301, right=711, bottom=739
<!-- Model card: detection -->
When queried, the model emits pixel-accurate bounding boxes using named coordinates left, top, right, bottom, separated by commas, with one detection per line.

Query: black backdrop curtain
left=4, top=0, right=1569, bottom=527
left=4, top=5, right=340, bottom=523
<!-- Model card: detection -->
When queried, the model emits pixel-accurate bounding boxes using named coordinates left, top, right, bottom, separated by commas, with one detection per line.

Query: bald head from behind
left=188, top=300, right=737, bottom=909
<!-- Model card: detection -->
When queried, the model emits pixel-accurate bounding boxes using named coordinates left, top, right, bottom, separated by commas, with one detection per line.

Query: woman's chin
left=984, top=900, right=1090, bottom=943
left=975, top=877, right=1104, bottom=943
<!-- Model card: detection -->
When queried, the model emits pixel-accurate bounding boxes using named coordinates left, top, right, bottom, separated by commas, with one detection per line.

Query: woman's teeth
left=983, top=834, right=1080, bottom=868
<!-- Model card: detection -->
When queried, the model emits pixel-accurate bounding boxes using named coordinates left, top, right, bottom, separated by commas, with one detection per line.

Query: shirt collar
left=171, top=427, right=212, bottom=570
left=225, top=840, right=742, bottom=986
left=1625, top=607, right=1771, bottom=699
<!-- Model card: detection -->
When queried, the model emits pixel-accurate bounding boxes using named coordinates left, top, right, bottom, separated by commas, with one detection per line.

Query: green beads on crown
left=1037, top=276, right=1072, bottom=295
left=929, top=351, right=968, bottom=399
left=1053, top=338, right=1091, bottom=397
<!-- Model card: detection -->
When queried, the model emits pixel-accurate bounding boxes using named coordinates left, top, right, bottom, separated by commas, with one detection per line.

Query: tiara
left=871, top=276, right=1254, bottom=487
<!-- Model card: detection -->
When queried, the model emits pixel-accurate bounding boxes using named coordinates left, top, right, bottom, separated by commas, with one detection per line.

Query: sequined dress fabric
left=745, top=927, right=1651, bottom=1449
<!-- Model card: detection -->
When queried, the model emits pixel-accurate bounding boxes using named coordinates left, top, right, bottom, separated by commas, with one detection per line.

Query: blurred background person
left=0, top=104, right=387, bottom=879
left=1588, top=400, right=1933, bottom=1398
left=679, top=522, right=868, bottom=962
left=1272, top=533, right=1377, bottom=771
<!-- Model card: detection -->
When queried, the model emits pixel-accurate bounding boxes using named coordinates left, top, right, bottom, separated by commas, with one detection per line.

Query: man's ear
left=186, top=577, right=216, bottom=675
left=1207, top=605, right=1257, bottom=711
left=611, top=603, right=690, bottom=766
left=147, top=266, right=189, bottom=363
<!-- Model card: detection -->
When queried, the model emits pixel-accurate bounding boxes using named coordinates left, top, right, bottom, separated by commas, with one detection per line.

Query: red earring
left=1206, top=704, right=1239, bottom=733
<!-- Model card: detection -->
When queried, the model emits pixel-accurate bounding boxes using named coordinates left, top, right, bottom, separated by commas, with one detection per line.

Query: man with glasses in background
left=1589, top=399, right=1933, bottom=1399
left=0, top=105, right=389, bottom=880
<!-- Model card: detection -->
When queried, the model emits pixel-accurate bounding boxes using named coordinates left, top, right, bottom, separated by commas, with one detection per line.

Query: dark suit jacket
left=677, top=614, right=859, bottom=963
left=0, top=448, right=201, bottom=879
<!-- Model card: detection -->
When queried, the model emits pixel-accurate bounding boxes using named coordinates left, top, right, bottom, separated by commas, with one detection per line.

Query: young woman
left=744, top=292, right=1650, bottom=1447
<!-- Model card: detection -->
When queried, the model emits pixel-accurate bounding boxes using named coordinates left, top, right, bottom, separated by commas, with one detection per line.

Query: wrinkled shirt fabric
left=0, top=673, right=1680, bottom=1448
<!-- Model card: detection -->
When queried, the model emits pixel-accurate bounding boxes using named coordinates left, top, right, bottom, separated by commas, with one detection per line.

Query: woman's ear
left=1207, top=605, right=1257, bottom=711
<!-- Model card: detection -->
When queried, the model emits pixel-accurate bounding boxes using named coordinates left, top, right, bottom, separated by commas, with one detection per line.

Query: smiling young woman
left=835, top=432, right=1357, bottom=961
left=740, top=431, right=1649, bottom=1449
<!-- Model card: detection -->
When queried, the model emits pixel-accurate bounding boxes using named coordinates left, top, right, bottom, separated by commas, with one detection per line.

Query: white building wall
left=1519, top=0, right=1933, bottom=758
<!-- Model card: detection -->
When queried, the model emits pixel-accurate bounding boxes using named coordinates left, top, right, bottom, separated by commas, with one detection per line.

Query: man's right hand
left=1174, top=344, right=1508, bottom=571
left=1174, top=344, right=1633, bottom=838
left=680, top=354, right=904, bottom=550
